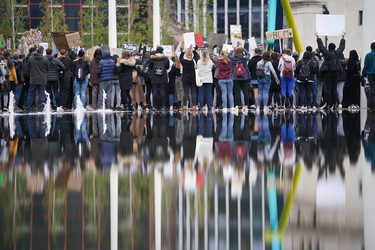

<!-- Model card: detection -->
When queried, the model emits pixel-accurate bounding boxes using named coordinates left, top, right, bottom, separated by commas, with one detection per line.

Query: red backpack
left=282, top=57, right=293, bottom=78
left=234, top=62, right=246, bottom=77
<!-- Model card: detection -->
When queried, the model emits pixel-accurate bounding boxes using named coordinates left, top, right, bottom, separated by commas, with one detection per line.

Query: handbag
left=194, top=60, right=203, bottom=87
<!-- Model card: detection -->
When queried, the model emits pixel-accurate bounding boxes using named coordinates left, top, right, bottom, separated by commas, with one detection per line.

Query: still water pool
left=0, top=110, right=374, bottom=250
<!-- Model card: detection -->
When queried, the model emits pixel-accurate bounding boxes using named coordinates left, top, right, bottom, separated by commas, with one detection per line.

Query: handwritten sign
left=230, top=25, right=242, bottom=42
left=265, top=28, right=293, bottom=40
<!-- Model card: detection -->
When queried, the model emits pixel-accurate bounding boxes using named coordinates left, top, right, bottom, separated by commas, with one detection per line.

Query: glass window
left=64, top=5, right=81, bottom=18
left=66, top=19, right=80, bottom=31
left=30, top=5, right=45, bottom=17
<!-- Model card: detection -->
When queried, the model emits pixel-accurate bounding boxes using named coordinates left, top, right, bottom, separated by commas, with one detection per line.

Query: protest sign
left=183, top=32, right=196, bottom=48
left=316, top=14, right=345, bottom=36
left=207, top=33, right=227, bottom=47
left=230, top=25, right=242, bottom=42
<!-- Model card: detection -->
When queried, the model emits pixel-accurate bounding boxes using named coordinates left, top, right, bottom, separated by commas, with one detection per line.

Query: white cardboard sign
left=249, top=37, right=257, bottom=50
left=316, top=14, right=345, bottom=36
left=183, top=32, right=196, bottom=49
left=222, top=44, right=233, bottom=53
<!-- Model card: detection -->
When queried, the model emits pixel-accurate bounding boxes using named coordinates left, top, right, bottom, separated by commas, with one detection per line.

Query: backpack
left=298, top=60, right=311, bottom=81
left=282, top=57, right=293, bottom=78
left=256, top=61, right=265, bottom=78
left=75, top=59, right=87, bottom=81
left=142, top=59, right=150, bottom=76
left=152, top=59, right=166, bottom=76
left=328, top=51, right=342, bottom=72
left=234, top=62, right=246, bottom=77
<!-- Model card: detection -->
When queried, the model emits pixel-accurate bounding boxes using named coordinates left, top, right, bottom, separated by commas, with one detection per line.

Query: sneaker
left=263, top=106, right=269, bottom=113
left=312, top=106, right=317, bottom=111
left=256, top=107, right=260, bottom=113
left=250, top=105, right=256, bottom=110
left=86, top=106, right=95, bottom=111
left=222, top=108, right=228, bottom=113
left=243, top=105, right=248, bottom=113
left=170, top=106, right=174, bottom=111
left=137, top=105, right=142, bottom=112
left=338, top=104, right=343, bottom=109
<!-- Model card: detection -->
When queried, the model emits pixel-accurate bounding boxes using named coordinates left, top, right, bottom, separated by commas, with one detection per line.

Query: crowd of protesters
left=0, top=35, right=374, bottom=114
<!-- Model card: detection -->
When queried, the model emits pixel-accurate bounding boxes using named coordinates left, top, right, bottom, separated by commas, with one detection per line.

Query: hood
left=33, top=53, right=45, bottom=60
left=349, top=50, right=359, bottom=60
left=151, top=54, right=168, bottom=60
left=119, top=58, right=136, bottom=66
left=302, top=51, right=312, bottom=60
left=103, top=50, right=111, bottom=59
left=283, top=55, right=294, bottom=62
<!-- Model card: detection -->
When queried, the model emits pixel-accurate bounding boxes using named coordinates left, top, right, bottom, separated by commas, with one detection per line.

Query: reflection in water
left=0, top=110, right=370, bottom=249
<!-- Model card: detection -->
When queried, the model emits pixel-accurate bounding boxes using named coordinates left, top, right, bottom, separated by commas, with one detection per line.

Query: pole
left=213, top=0, right=217, bottom=33
left=224, top=0, right=228, bottom=42
left=248, top=0, right=252, bottom=38
left=153, top=0, right=161, bottom=49
left=279, top=0, right=303, bottom=53
left=261, top=0, right=264, bottom=45
left=185, top=0, right=189, bottom=31
left=108, top=0, right=117, bottom=48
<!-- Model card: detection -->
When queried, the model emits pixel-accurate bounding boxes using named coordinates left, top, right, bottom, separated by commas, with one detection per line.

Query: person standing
left=118, top=51, right=136, bottom=110
left=3, top=51, right=16, bottom=111
left=257, top=52, right=279, bottom=112
left=345, top=50, right=361, bottom=108
left=97, top=50, right=115, bottom=109
left=248, top=48, right=263, bottom=108
left=24, top=46, right=49, bottom=113
left=363, top=42, right=375, bottom=109
left=58, top=49, right=73, bottom=111
left=111, top=54, right=121, bottom=110
left=229, top=47, right=251, bottom=112
left=72, top=49, right=89, bottom=109
left=46, top=48, right=65, bottom=110
left=179, top=45, right=200, bottom=111
left=197, top=50, right=214, bottom=110
left=316, top=33, right=345, bottom=110
left=148, top=46, right=170, bottom=111
left=89, top=49, right=102, bottom=110
left=215, top=50, right=234, bottom=112
left=19, top=47, right=36, bottom=109
left=278, top=49, right=296, bottom=109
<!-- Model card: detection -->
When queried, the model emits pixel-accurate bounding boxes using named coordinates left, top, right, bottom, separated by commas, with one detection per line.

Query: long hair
left=262, top=51, right=271, bottom=62
left=200, top=50, right=210, bottom=65
left=122, top=51, right=131, bottom=59
left=220, top=50, right=230, bottom=64
left=94, top=49, right=102, bottom=62
left=233, top=47, right=244, bottom=58
left=185, top=49, right=193, bottom=59
left=173, top=53, right=181, bottom=69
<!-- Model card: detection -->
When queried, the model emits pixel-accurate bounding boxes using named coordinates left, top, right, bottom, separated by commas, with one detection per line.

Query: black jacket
left=28, top=53, right=50, bottom=85
left=118, top=58, right=136, bottom=91
left=317, top=37, right=345, bottom=73
left=46, top=55, right=65, bottom=82
left=248, top=55, right=262, bottom=80
left=148, top=54, right=170, bottom=84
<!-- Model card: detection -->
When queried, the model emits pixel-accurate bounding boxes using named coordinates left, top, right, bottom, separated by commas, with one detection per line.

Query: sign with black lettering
left=265, top=28, right=293, bottom=40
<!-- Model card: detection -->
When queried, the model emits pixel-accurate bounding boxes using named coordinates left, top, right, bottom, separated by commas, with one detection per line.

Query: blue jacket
left=98, top=50, right=115, bottom=82
left=229, top=50, right=251, bottom=81
left=363, top=50, right=375, bottom=75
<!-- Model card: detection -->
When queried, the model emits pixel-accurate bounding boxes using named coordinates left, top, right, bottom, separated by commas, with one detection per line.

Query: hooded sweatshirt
left=28, top=52, right=50, bottom=85
left=278, top=54, right=296, bottom=77
left=46, top=55, right=65, bottom=82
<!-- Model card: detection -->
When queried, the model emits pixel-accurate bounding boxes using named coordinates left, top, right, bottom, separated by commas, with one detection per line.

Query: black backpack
left=75, top=59, right=87, bottom=81
left=151, top=59, right=166, bottom=76
left=298, top=60, right=311, bottom=81
left=328, top=51, right=342, bottom=72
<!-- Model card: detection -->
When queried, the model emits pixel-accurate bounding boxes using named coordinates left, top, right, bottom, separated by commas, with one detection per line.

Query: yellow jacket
left=5, top=59, right=18, bottom=84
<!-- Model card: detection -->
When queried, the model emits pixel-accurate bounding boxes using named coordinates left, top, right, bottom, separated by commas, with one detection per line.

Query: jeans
left=25, top=84, right=46, bottom=112
left=46, top=81, right=59, bottom=108
left=183, top=83, right=197, bottom=107
left=315, top=78, right=324, bottom=106
left=199, top=83, right=213, bottom=109
left=111, top=80, right=121, bottom=108
left=258, top=77, right=271, bottom=107
left=10, top=82, right=22, bottom=107
left=168, top=94, right=174, bottom=107
left=97, top=80, right=113, bottom=109
left=218, top=79, right=234, bottom=108
left=74, top=77, right=89, bottom=108
left=281, top=76, right=294, bottom=98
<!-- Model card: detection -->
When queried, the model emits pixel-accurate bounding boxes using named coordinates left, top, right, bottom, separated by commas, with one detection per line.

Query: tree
left=81, top=0, right=108, bottom=48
